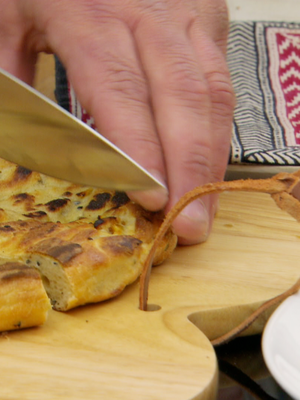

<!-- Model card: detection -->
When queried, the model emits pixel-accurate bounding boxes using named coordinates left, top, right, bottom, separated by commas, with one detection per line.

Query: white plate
left=262, top=290, right=300, bottom=400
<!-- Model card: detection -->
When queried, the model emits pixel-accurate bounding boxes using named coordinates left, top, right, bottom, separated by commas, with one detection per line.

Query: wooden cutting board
left=0, top=191, right=299, bottom=400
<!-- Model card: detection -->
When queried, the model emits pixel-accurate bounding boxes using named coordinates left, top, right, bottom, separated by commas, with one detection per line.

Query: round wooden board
left=1, top=191, right=299, bottom=399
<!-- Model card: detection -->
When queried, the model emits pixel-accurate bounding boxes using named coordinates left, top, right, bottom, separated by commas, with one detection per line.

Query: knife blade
left=0, top=68, right=164, bottom=192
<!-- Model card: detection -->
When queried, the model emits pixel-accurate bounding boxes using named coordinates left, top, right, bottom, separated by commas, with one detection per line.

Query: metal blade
left=0, top=68, right=164, bottom=191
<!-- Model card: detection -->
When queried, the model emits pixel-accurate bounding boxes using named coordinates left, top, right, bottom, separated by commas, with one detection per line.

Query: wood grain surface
left=0, top=191, right=299, bottom=400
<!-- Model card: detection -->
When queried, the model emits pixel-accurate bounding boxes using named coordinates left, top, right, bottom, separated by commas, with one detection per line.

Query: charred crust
left=118, top=236, right=142, bottom=253
left=18, top=221, right=30, bottom=228
left=0, top=225, right=15, bottom=232
left=93, top=216, right=117, bottom=229
left=32, top=222, right=59, bottom=236
left=93, top=218, right=105, bottom=228
left=14, top=166, right=32, bottom=181
left=63, top=191, right=73, bottom=197
left=0, top=262, right=32, bottom=272
left=13, top=193, right=34, bottom=202
left=2, top=270, right=33, bottom=281
left=23, top=211, right=47, bottom=219
left=45, top=198, right=70, bottom=212
left=33, top=239, right=83, bottom=264
left=0, top=262, right=39, bottom=281
left=46, top=243, right=83, bottom=264
left=86, top=193, right=111, bottom=210
left=111, top=192, right=130, bottom=208
left=13, top=193, right=36, bottom=210
left=102, top=236, right=142, bottom=255
left=76, top=191, right=87, bottom=198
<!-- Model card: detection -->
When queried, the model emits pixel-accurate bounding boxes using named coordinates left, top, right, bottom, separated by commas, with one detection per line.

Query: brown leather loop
left=139, top=171, right=300, bottom=344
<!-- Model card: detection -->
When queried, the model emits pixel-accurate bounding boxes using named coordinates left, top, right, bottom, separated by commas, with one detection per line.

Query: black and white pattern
left=228, top=21, right=300, bottom=165
left=55, top=21, right=300, bottom=167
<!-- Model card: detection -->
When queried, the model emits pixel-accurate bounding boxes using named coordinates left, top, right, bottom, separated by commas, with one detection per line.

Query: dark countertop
left=216, top=335, right=293, bottom=400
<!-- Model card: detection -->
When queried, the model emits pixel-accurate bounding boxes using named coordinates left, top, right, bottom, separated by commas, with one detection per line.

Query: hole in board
left=146, top=304, right=161, bottom=312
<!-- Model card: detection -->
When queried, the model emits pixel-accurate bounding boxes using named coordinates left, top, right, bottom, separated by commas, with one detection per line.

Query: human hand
left=0, top=0, right=235, bottom=245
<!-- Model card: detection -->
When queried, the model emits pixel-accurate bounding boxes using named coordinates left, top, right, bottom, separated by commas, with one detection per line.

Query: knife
left=0, top=68, right=164, bottom=192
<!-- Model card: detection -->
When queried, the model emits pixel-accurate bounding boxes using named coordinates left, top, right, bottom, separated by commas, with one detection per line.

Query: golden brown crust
left=0, top=261, right=39, bottom=282
left=0, top=158, right=177, bottom=319
left=0, top=216, right=169, bottom=311
left=0, top=158, right=176, bottom=253
left=0, top=261, right=51, bottom=331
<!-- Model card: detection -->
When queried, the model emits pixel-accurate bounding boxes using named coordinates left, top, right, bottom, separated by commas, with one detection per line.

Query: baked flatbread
left=0, top=158, right=177, bottom=330
left=0, top=261, right=51, bottom=331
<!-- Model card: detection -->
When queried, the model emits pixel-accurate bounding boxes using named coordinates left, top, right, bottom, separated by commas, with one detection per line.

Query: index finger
left=48, top=14, right=170, bottom=210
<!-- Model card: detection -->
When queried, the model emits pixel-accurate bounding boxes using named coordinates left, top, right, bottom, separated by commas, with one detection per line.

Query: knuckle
left=192, top=0, right=229, bottom=42
left=206, top=70, right=235, bottom=114
left=180, top=142, right=211, bottom=181
left=133, top=133, right=161, bottom=151
left=125, top=129, right=162, bottom=160
left=101, top=56, right=148, bottom=104
left=78, top=39, right=148, bottom=104
left=136, top=0, right=168, bottom=16
left=162, top=55, right=210, bottom=108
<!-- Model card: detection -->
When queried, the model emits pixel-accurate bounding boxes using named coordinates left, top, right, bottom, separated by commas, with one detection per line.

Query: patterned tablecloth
left=56, top=21, right=300, bottom=167
left=228, top=21, right=300, bottom=166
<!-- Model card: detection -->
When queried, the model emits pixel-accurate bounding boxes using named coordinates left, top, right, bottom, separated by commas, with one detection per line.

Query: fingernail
left=148, top=169, right=167, bottom=189
left=174, top=199, right=209, bottom=245
left=127, top=170, right=169, bottom=211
